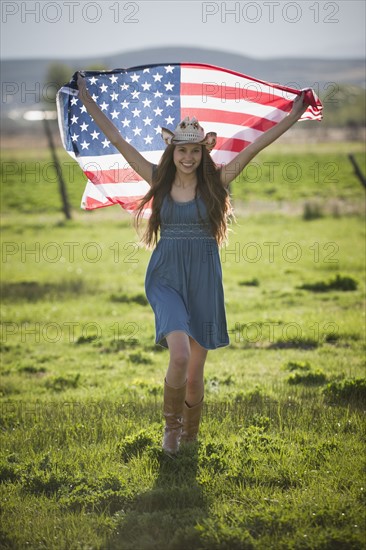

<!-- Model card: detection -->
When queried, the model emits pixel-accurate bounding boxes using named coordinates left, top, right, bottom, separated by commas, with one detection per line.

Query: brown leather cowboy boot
left=162, top=378, right=187, bottom=455
left=181, top=396, right=204, bottom=444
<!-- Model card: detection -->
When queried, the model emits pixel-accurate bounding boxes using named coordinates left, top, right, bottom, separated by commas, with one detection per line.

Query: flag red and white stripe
left=56, top=62, right=322, bottom=216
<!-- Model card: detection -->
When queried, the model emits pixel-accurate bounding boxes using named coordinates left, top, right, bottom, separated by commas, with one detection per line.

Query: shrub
left=303, top=200, right=324, bottom=220
left=283, top=360, right=312, bottom=372
left=44, top=373, right=80, bottom=392
left=287, top=369, right=327, bottom=386
left=110, top=292, right=148, bottom=306
left=128, top=351, right=153, bottom=365
left=299, top=274, right=358, bottom=292
left=269, top=337, right=318, bottom=350
left=323, top=378, right=366, bottom=405
left=100, top=337, right=139, bottom=353
left=75, top=334, right=99, bottom=344
left=18, top=365, right=47, bottom=374
left=238, top=278, right=260, bottom=287
left=118, top=430, right=155, bottom=462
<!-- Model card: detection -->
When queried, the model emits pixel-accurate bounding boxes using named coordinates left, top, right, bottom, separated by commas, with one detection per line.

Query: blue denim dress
left=145, top=193, right=229, bottom=349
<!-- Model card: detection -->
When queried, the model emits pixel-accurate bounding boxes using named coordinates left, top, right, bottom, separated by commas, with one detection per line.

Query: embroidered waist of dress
left=160, top=222, right=215, bottom=240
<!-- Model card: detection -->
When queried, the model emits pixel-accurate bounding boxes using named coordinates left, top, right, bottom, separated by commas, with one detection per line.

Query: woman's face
left=173, top=143, right=202, bottom=175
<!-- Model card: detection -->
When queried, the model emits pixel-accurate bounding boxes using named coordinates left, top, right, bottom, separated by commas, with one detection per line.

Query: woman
left=77, top=73, right=308, bottom=455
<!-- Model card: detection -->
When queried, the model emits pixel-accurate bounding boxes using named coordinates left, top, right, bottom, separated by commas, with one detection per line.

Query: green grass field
left=1, top=141, right=365, bottom=549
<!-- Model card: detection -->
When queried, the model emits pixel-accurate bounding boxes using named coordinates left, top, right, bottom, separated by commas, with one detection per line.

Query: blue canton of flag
left=64, top=65, right=180, bottom=156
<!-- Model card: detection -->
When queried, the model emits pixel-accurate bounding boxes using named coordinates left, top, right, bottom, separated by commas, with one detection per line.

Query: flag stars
left=67, top=66, right=183, bottom=155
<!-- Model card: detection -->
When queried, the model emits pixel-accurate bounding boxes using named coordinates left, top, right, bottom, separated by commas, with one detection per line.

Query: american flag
left=56, top=62, right=323, bottom=215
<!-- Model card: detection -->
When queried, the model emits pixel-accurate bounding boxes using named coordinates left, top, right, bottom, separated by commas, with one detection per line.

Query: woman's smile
left=173, top=144, right=202, bottom=172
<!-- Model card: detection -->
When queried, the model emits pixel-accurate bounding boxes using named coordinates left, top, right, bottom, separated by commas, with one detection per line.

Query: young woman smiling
left=77, top=72, right=308, bottom=455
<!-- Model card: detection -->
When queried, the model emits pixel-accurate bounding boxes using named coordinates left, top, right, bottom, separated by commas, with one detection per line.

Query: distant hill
left=1, top=47, right=365, bottom=115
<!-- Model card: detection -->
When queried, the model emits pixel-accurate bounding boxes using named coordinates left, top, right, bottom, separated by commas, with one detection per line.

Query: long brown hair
left=134, top=145, right=233, bottom=248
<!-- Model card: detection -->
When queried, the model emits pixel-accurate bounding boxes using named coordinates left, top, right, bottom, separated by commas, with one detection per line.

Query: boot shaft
left=181, top=397, right=204, bottom=443
left=162, top=379, right=187, bottom=455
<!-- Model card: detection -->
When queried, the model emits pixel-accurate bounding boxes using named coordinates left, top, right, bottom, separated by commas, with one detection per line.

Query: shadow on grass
left=0, top=279, right=87, bottom=302
left=267, top=337, right=319, bottom=350
left=108, top=444, right=206, bottom=550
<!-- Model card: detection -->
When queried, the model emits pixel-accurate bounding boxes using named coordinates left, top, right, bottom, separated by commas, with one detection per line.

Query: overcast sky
left=1, top=0, right=365, bottom=60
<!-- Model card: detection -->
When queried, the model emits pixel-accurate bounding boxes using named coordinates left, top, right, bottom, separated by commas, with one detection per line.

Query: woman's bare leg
left=165, top=331, right=191, bottom=387
left=186, top=337, right=208, bottom=406
left=163, top=333, right=208, bottom=451
left=180, top=338, right=208, bottom=444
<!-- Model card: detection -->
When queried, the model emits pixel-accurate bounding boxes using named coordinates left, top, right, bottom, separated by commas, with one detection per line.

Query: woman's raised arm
left=77, top=73, right=154, bottom=185
left=220, top=92, right=309, bottom=188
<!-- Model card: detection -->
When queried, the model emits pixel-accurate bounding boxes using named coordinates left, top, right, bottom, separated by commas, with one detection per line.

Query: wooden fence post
left=43, top=114, right=72, bottom=219
left=348, top=154, right=366, bottom=189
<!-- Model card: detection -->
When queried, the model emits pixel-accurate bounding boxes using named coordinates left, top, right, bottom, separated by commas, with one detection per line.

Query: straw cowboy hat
left=161, top=116, right=217, bottom=152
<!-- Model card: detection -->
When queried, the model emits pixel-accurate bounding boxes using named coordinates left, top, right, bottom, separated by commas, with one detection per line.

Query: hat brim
left=161, top=128, right=217, bottom=152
